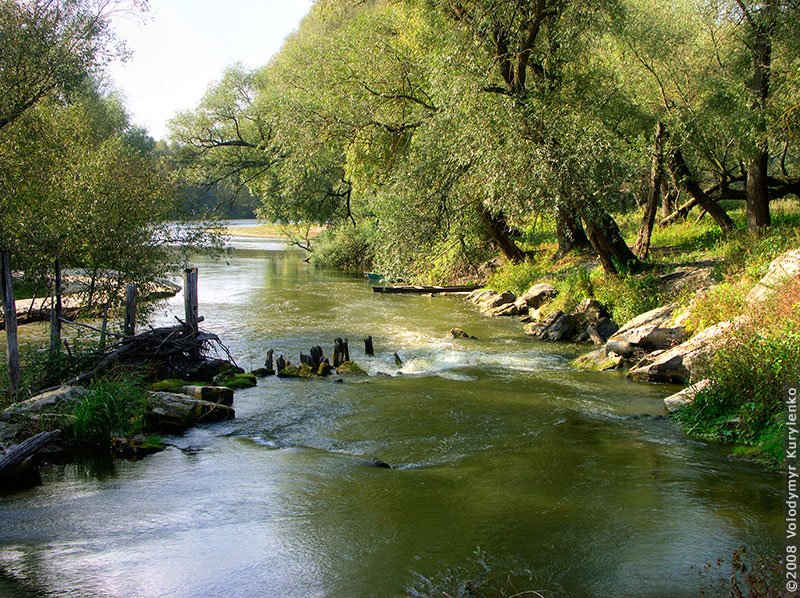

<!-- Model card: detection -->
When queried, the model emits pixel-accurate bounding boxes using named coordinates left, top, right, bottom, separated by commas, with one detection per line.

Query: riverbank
left=462, top=219, right=800, bottom=469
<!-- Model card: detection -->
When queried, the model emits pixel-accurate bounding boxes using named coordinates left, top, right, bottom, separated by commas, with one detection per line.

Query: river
left=0, top=234, right=784, bottom=597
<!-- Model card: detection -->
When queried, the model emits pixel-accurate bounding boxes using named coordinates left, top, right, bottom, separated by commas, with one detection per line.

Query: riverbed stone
left=663, top=379, right=711, bottom=412
left=450, top=328, right=477, bottom=339
left=572, top=348, right=626, bottom=371
left=746, top=248, right=800, bottom=305
left=1, top=386, right=88, bottom=420
left=627, top=319, right=739, bottom=384
left=480, top=290, right=517, bottom=311
left=518, top=283, right=558, bottom=308
left=178, top=385, right=234, bottom=406
left=144, top=392, right=235, bottom=433
left=607, top=303, right=687, bottom=351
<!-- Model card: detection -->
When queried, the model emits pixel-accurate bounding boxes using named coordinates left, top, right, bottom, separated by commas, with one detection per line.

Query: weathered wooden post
left=343, top=338, right=350, bottom=362
left=49, top=259, right=62, bottom=359
left=99, top=302, right=110, bottom=350
left=333, top=338, right=343, bottom=368
left=364, top=336, right=374, bottom=356
left=1, top=251, right=20, bottom=391
left=264, top=349, right=276, bottom=376
left=184, top=267, right=199, bottom=333
left=124, top=284, right=137, bottom=337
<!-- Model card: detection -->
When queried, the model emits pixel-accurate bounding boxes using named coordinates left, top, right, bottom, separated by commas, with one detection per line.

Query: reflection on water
left=0, top=246, right=784, bottom=597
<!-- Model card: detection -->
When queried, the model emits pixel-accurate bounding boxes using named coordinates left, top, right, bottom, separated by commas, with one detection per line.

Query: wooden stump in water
left=364, top=336, right=374, bottom=356
left=276, top=355, right=288, bottom=372
left=264, top=349, right=276, bottom=376
left=333, top=338, right=344, bottom=368
left=343, top=338, right=350, bottom=362
left=310, top=346, right=324, bottom=369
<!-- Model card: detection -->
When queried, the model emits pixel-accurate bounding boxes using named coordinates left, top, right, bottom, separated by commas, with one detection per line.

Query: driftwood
left=0, top=430, right=61, bottom=486
left=63, top=323, right=221, bottom=387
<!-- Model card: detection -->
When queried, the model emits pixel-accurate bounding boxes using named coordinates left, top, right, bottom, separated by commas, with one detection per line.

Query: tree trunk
left=746, top=1, right=774, bottom=232
left=555, top=205, right=590, bottom=258
left=669, top=150, right=736, bottom=234
left=634, top=121, right=665, bottom=259
left=661, top=188, right=677, bottom=220
left=583, top=208, right=642, bottom=275
left=480, top=206, right=526, bottom=263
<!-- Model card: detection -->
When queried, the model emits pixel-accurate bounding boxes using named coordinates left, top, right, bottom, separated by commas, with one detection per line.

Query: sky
left=107, top=0, right=314, bottom=140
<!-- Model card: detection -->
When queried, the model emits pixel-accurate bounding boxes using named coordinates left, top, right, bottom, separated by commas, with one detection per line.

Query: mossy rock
left=571, top=349, right=624, bottom=372
left=336, top=361, right=368, bottom=375
left=151, top=379, right=203, bottom=393
left=277, top=364, right=316, bottom=379
left=213, top=372, right=258, bottom=389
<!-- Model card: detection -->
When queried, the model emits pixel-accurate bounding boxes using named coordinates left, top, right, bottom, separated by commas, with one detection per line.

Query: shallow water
left=0, top=241, right=783, bottom=597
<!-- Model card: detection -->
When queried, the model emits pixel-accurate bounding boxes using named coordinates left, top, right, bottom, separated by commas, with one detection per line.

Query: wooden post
left=99, top=302, right=110, bottom=349
left=1, top=251, right=20, bottom=391
left=49, top=259, right=62, bottom=359
left=184, top=268, right=199, bottom=333
left=124, top=284, right=137, bottom=337
left=364, top=336, right=374, bottom=356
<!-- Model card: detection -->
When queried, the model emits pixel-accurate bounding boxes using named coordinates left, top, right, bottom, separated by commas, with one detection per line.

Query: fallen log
left=0, top=430, right=61, bottom=487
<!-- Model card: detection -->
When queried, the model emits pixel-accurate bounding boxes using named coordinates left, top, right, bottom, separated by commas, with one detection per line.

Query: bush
left=591, top=270, right=663, bottom=324
left=312, top=221, right=376, bottom=271
left=673, top=278, right=800, bottom=468
left=72, top=377, right=149, bottom=446
left=682, top=279, right=750, bottom=334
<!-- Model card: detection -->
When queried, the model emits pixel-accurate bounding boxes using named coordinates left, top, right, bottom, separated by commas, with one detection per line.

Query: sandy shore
left=224, top=223, right=325, bottom=239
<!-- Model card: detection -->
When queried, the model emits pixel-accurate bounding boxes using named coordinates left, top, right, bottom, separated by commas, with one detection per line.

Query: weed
left=71, top=377, right=149, bottom=446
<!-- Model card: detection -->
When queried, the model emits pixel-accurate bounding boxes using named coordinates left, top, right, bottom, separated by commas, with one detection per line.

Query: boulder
left=607, top=303, right=687, bottom=352
left=746, top=248, right=800, bottom=305
left=467, top=289, right=494, bottom=303
left=183, top=359, right=243, bottom=382
left=518, top=283, right=558, bottom=308
left=572, top=348, right=626, bottom=371
left=144, top=392, right=235, bottom=434
left=178, top=385, right=234, bottom=406
left=1, top=386, right=87, bottom=419
left=480, top=290, right=517, bottom=311
left=450, top=328, right=477, bottom=339
left=663, top=379, right=711, bottom=413
left=487, top=302, right=523, bottom=317
left=627, top=319, right=739, bottom=384
left=336, top=361, right=368, bottom=375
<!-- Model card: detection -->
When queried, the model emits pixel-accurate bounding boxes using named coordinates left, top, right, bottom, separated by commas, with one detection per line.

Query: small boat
left=364, top=272, right=385, bottom=283
left=372, top=284, right=481, bottom=294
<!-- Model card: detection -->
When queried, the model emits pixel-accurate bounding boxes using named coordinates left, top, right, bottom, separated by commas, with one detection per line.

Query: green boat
left=364, top=272, right=385, bottom=284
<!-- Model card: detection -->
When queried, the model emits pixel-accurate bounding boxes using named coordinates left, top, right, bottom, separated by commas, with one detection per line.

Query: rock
left=467, top=289, right=494, bottom=303
left=365, top=457, right=392, bottom=469
left=574, top=298, right=608, bottom=323
left=252, top=368, right=271, bottom=377
left=746, top=248, right=800, bottom=305
left=144, top=392, right=235, bottom=433
left=572, top=348, right=626, bottom=371
left=336, top=361, right=368, bottom=375
left=178, top=385, right=234, bottom=406
left=111, top=434, right=166, bottom=460
left=487, top=302, right=523, bottom=317
left=607, top=303, right=687, bottom=351
left=606, top=339, right=637, bottom=358
left=317, top=361, right=332, bottom=376
left=480, top=290, right=517, bottom=310
left=657, top=264, right=717, bottom=296
left=627, top=319, right=740, bottom=384
left=537, top=312, right=578, bottom=342
left=587, top=325, right=605, bottom=345
left=277, top=364, right=316, bottom=379
left=450, top=328, right=477, bottom=339
left=663, top=379, right=711, bottom=412
left=1, top=386, right=87, bottom=420
left=212, top=372, right=257, bottom=389
left=595, top=318, right=619, bottom=340
left=518, top=283, right=558, bottom=308
left=183, top=359, right=243, bottom=382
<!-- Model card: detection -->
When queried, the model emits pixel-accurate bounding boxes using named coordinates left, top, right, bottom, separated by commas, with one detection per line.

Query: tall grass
left=71, top=377, right=148, bottom=446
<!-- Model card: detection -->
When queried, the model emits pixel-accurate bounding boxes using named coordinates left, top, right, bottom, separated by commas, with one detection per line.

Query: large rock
left=518, top=283, right=558, bottom=308
left=607, top=303, right=687, bottom=352
left=145, top=392, right=235, bottom=433
left=525, top=299, right=617, bottom=344
left=746, top=248, right=800, bottom=305
left=572, top=348, right=626, bottom=371
left=178, top=385, right=234, bottom=406
left=1, top=386, right=88, bottom=420
left=663, top=379, right=711, bottom=412
left=627, top=319, right=739, bottom=384
left=480, top=290, right=517, bottom=311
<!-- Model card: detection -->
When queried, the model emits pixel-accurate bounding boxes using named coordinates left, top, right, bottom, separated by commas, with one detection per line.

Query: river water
left=0, top=236, right=784, bottom=597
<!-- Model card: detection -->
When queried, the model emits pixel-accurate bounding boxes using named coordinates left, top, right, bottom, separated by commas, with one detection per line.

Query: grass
left=71, top=376, right=149, bottom=446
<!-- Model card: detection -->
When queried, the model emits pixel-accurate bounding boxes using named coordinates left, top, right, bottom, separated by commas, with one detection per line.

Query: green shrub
left=312, top=221, right=376, bottom=271
left=682, top=280, right=749, bottom=334
left=72, top=377, right=149, bottom=446
left=591, top=270, right=662, bottom=324
left=486, top=259, right=546, bottom=295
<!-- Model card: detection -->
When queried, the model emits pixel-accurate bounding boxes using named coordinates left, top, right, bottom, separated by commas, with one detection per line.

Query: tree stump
left=264, top=349, right=276, bottom=376
left=364, top=336, right=374, bottom=356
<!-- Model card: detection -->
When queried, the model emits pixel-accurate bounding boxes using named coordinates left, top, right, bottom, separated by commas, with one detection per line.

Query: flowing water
left=0, top=234, right=784, bottom=597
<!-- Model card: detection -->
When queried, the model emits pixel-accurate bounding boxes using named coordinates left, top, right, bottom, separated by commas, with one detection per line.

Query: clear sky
left=107, top=0, right=314, bottom=140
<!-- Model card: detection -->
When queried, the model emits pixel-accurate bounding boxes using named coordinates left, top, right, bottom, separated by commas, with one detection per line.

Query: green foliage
left=486, top=259, right=546, bottom=295
left=215, top=373, right=257, bottom=389
left=71, top=377, right=149, bottom=446
left=682, top=280, right=749, bottom=334
left=312, top=222, right=376, bottom=271
left=673, top=309, right=800, bottom=468
left=591, top=270, right=663, bottom=324
left=150, top=379, right=201, bottom=393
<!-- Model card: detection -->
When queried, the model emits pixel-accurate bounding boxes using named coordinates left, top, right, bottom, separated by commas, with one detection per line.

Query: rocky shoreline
left=463, top=248, right=800, bottom=412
